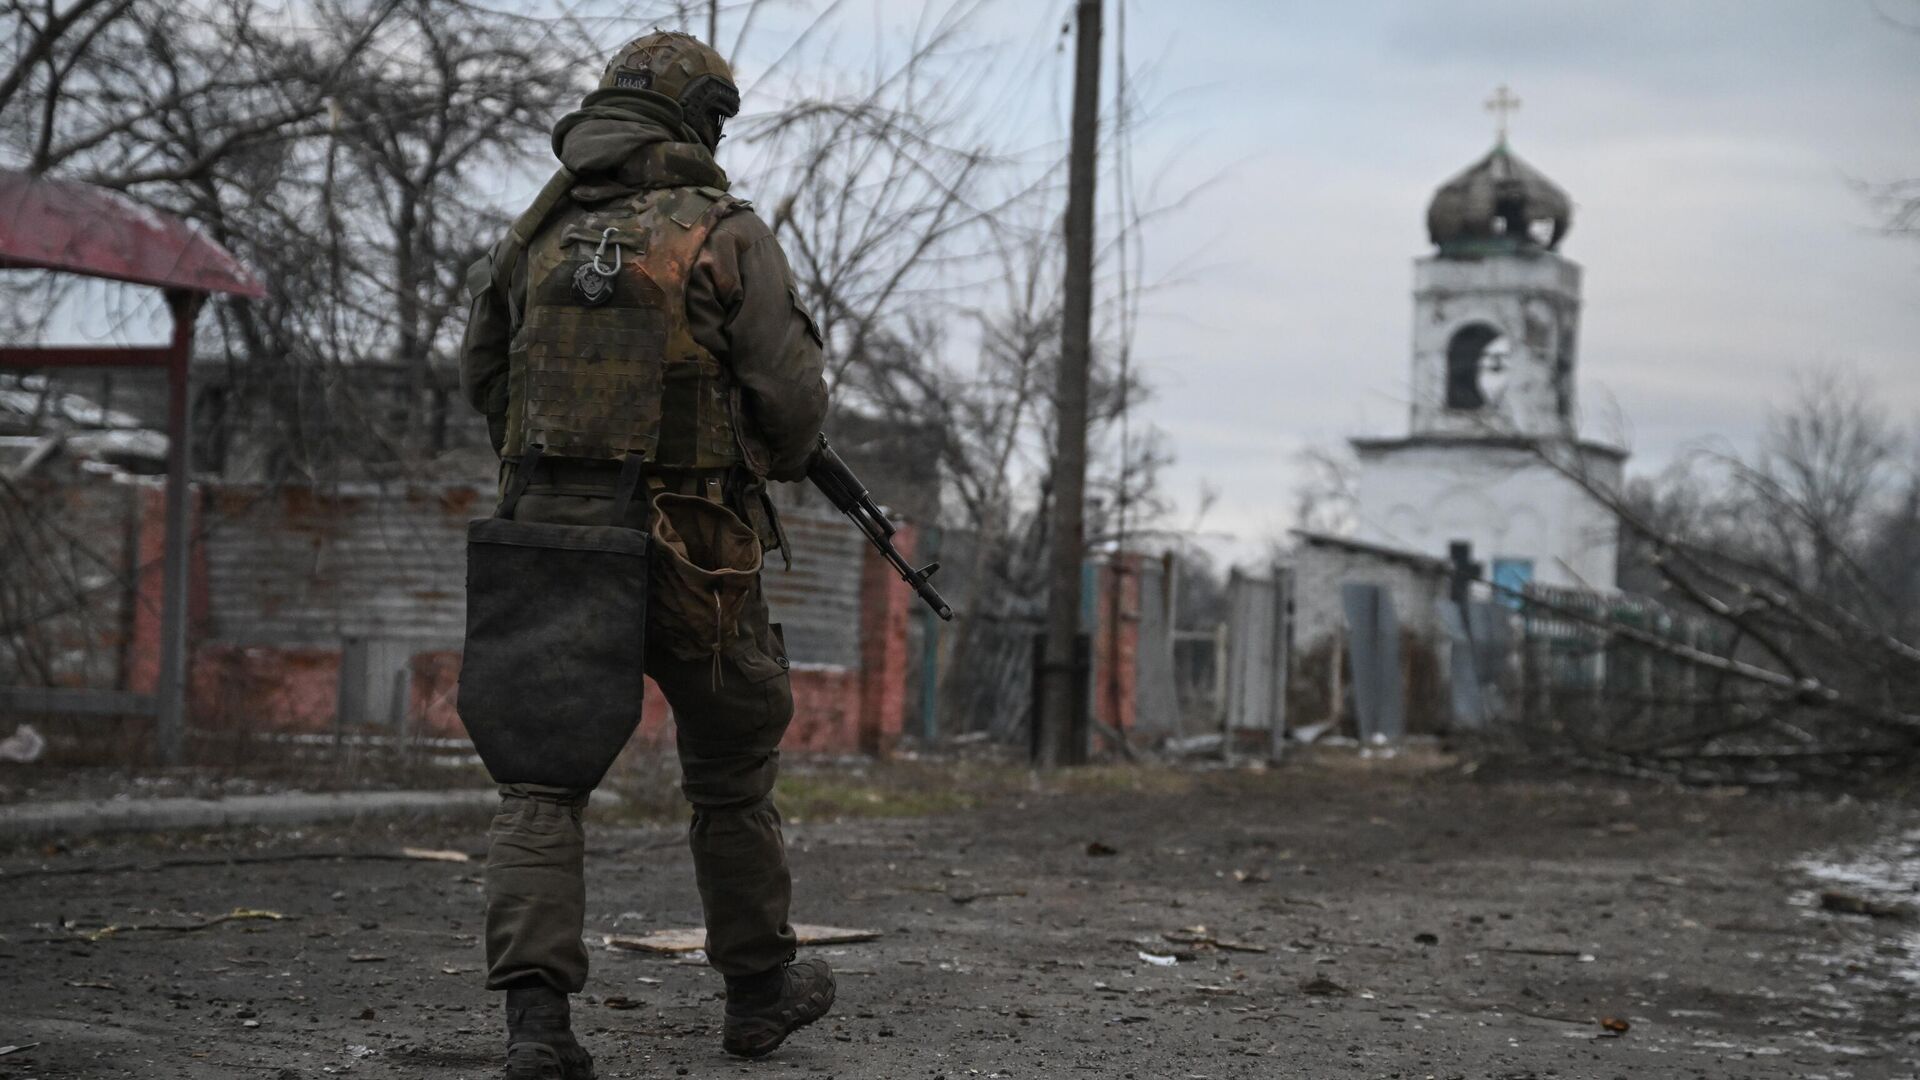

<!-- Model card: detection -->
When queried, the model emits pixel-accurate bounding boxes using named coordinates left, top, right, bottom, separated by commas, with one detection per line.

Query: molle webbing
left=504, top=186, right=743, bottom=468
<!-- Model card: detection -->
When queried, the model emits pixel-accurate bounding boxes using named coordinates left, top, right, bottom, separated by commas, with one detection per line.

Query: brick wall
left=168, top=482, right=908, bottom=756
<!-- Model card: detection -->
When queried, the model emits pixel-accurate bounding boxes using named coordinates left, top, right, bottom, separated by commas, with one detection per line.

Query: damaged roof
left=1426, top=141, right=1573, bottom=256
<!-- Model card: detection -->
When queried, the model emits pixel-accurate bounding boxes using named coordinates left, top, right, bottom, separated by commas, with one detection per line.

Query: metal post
left=154, top=291, right=200, bottom=765
left=919, top=528, right=942, bottom=743
left=1038, top=0, right=1103, bottom=768
left=1213, top=618, right=1228, bottom=760
left=1220, top=569, right=1239, bottom=767
left=1269, top=569, right=1292, bottom=764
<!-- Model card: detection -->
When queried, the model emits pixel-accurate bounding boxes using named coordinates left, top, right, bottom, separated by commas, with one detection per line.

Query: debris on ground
left=948, top=888, right=1027, bottom=904
left=1085, top=841, right=1119, bottom=857
left=603, top=924, right=880, bottom=954
left=1487, top=945, right=1595, bottom=961
left=1601, top=1016, right=1631, bottom=1035
left=4, top=763, right=1913, bottom=1077
left=1299, top=974, right=1350, bottom=996
left=1819, top=890, right=1915, bottom=921
left=398, top=847, right=471, bottom=863
left=0, top=723, right=46, bottom=763
left=5, top=849, right=487, bottom=880
left=1290, top=721, right=1336, bottom=745
left=1163, top=926, right=1268, bottom=954
left=52, top=907, right=292, bottom=942
left=1161, top=734, right=1223, bottom=758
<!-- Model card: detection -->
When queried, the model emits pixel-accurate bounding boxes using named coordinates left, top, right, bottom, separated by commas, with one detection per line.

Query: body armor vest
left=504, top=186, right=745, bottom=469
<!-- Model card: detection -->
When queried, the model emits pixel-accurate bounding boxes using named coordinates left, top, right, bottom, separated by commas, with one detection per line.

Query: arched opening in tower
left=1445, top=323, right=1506, bottom=411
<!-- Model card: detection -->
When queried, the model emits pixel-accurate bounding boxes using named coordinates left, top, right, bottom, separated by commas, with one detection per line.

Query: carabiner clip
left=589, top=227, right=623, bottom=277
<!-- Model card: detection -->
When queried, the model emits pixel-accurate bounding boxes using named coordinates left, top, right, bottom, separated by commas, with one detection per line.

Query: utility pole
left=708, top=0, right=718, bottom=46
left=1037, top=0, right=1102, bottom=768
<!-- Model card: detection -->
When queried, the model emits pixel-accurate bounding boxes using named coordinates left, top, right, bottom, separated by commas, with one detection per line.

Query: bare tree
left=1509, top=368, right=1920, bottom=782
left=1, top=0, right=604, bottom=479
left=1291, top=444, right=1359, bottom=537
left=1731, top=369, right=1900, bottom=606
left=4, top=0, right=1193, bottom=742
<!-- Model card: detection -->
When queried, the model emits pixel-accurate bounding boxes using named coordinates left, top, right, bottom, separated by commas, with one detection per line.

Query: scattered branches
left=1507, top=368, right=1920, bottom=783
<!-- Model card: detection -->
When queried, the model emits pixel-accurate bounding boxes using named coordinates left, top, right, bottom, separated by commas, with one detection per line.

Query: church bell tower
left=1411, top=98, right=1581, bottom=439
left=1347, top=89, right=1626, bottom=593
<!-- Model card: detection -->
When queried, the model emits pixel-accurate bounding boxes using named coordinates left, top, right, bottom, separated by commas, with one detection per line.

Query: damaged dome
left=1426, top=142, right=1572, bottom=256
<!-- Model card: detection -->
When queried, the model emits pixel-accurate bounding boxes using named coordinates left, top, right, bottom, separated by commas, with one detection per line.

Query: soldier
left=458, top=30, right=834, bottom=1080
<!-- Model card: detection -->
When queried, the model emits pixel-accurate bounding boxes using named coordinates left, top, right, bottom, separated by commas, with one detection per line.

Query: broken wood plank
left=604, top=924, right=881, bottom=955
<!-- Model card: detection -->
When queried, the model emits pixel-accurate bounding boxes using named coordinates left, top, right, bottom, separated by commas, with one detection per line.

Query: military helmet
left=599, top=31, right=740, bottom=151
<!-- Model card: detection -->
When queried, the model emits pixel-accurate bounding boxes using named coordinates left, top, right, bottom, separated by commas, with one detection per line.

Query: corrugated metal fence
left=1223, top=569, right=1291, bottom=748
left=203, top=486, right=473, bottom=649
left=201, top=484, right=865, bottom=666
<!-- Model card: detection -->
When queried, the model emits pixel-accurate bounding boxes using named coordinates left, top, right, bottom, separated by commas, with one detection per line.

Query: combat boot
left=721, top=957, right=836, bottom=1058
left=502, top=985, right=595, bottom=1080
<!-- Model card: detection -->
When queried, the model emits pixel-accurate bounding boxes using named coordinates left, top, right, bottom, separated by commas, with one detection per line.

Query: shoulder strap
left=694, top=185, right=750, bottom=212
left=490, top=167, right=579, bottom=299
left=631, top=188, right=738, bottom=291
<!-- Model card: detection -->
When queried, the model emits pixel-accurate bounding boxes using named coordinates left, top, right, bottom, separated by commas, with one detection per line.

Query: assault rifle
left=808, top=434, right=954, bottom=621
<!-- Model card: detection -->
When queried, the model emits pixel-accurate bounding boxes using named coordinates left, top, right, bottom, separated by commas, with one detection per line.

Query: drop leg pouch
left=459, top=511, right=651, bottom=790
left=648, top=492, right=764, bottom=674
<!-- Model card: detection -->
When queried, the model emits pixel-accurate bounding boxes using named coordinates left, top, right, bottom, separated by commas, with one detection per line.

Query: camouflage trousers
left=482, top=478, right=798, bottom=991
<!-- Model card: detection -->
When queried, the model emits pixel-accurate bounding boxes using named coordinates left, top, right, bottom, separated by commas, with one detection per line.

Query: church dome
left=1426, top=142, right=1572, bottom=256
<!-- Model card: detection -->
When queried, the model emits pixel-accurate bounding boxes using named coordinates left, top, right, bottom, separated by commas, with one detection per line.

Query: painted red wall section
left=856, top=524, right=915, bottom=757
left=191, top=645, right=338, bottom=732
left=178, top=513, right=913, bottom=757
left=127, top=484, right=206, bottom=695
left=1093, top=553, right=1143, bottom=739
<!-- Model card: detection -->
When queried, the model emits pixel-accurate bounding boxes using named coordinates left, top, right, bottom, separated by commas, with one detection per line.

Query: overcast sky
left=1079, top=0, right=1919, bottom=562
left=724, top=0, right=1920, bottom=564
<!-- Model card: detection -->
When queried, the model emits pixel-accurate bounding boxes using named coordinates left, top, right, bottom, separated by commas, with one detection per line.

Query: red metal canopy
left=0, top=168, right=264, bottom=299
left=0, top=168, right=264, bottom=762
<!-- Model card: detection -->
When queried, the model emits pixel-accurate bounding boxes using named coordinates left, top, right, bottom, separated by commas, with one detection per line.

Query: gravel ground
left=2, top=757, right=1917, bottom=1080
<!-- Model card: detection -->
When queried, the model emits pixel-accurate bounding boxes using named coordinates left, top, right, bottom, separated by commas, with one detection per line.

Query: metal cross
left=1485, top=84, right=1521, bottom=142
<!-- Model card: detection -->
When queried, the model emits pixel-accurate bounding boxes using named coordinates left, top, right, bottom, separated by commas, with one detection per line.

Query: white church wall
left=1351, top=442, right=1622, bottom=592
left=1284, top=533, right=1459, bottom=735
left=1289, top=537, right=1450, bottom=651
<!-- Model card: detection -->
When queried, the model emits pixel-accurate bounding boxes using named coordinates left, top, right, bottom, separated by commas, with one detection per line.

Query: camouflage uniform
left=457, top=33, right=828, bottom=1072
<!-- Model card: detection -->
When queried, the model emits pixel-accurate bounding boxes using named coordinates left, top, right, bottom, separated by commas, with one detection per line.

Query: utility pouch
left=648, top=492, right=765, bottom=684
left=457, top=451, right=650, bottom=789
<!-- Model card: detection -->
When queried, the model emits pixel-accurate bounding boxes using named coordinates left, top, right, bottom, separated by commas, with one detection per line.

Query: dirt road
left=3, top=757, right=1916, bottom=1079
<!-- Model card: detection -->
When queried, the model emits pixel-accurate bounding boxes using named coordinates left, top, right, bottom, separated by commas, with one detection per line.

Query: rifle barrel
left=809, top=434, right=954, bottom=621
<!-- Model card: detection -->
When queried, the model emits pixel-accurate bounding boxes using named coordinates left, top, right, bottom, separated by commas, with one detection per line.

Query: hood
left=550, top=88, right=729, bottom=200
